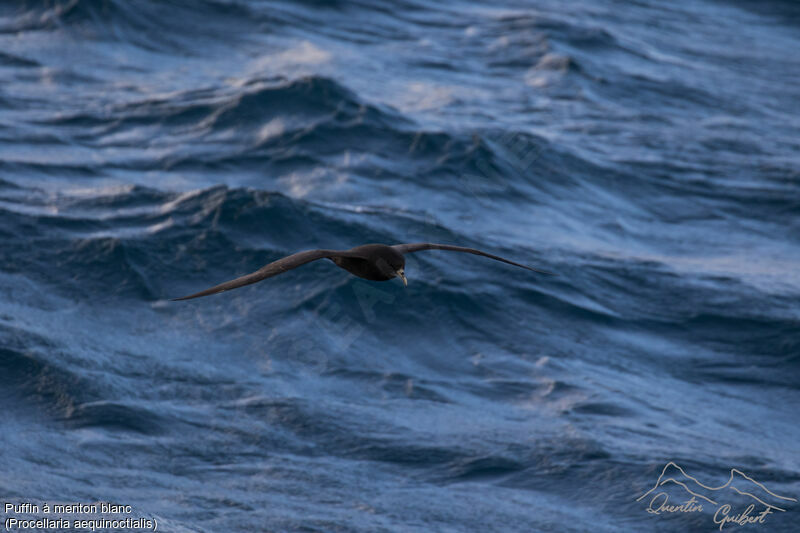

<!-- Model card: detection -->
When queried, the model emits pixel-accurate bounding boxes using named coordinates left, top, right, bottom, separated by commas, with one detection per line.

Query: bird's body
left=172, top=242, right=552, bottom=301
left=329, top=244, right=405, bottom=281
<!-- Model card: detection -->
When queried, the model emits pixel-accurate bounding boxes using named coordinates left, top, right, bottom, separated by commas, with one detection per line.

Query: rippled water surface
left=1, top=1, right=799, bottom=531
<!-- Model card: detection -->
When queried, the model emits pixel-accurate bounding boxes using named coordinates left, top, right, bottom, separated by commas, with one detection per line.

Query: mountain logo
left=636, top=461, right=796, bottom=530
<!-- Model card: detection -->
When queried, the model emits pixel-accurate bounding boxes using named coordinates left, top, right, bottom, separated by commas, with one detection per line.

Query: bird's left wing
left=172, top=249, right=339, bottom=301
left=392, top=242, right=554, bottom=275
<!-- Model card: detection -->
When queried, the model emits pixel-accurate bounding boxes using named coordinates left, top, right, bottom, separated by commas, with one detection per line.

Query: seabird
left=172, top=243, right=553, bottom=301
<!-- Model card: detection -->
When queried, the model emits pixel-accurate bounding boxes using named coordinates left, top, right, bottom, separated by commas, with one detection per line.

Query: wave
left=5, top=177, right=794, bottom=365
left=0, top=183, right=542, bottom=305
left=64, top=400, right=165, bottom=434
left=0, top=51, right=39, bottom=68
left=0, top=340, right=96, bottom=419
left=3, top=0, right=258, bottom=52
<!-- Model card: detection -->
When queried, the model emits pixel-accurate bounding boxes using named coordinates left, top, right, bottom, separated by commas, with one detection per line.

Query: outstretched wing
left=172, top=249, right=338, bottom=301
left=392, top=242, right=554, bottom=275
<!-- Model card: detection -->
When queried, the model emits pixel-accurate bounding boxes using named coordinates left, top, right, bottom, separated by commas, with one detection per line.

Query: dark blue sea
left=1, top=1, right=799, bottom=532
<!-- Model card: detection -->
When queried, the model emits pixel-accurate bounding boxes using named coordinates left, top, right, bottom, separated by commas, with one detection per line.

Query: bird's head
left=378, top=249, right=407, bottom=286
left=390, top=257, right=407, bottom=286
left=396, top=267, right=407, bottom=286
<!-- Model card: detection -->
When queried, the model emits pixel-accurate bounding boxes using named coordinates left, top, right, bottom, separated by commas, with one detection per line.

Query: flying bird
left=172, top=243, right=553, bottom=301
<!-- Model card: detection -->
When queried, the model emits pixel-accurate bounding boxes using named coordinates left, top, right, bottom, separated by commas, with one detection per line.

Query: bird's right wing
left=172, top=249, right=338, bottom=301
left=392, top=242, right=554, bottom=275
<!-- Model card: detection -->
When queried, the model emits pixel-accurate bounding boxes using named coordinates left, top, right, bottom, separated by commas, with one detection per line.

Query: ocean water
left=1, top=1, right=799, bottom=531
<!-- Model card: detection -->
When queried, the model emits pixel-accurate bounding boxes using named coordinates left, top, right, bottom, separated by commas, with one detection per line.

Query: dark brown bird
left=172, top=243, right=553, bottom=301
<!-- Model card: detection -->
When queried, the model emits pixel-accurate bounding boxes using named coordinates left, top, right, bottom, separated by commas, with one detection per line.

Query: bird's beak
left=397, top=269, right=407, bottom=287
